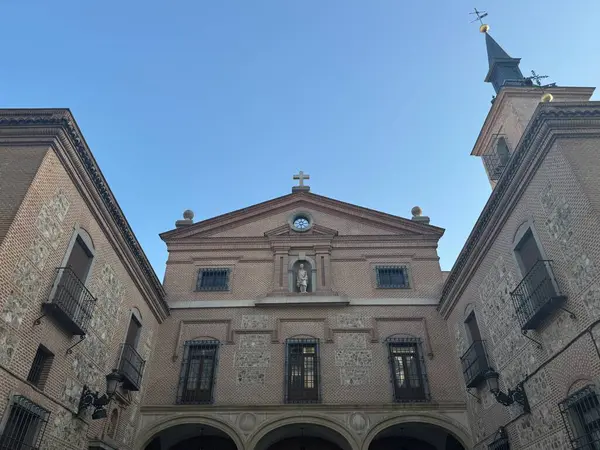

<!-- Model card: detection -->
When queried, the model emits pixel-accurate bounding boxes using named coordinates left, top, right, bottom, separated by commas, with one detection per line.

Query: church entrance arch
left=364, top=420, right=467, bottom=450
left=252, top=422, right=354, bottom=450
left=139, top=418, right=242, bottom=450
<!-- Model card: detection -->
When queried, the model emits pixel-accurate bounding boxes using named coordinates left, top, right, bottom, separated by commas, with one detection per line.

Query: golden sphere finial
left=479, top=24, right=490, bottom=33
left=541, top=92, right=554, bottom=103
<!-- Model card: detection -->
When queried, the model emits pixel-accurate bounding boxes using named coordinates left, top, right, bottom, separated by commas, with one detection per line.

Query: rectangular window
left=375, top=266, right=409, bottom=289
left=488, top=436, right=510, bottom=450
left=26, top=345, right=54, bottom=390
left=286, top=339, right=319, bottom=403
left=560, top=385, right=600, bottom=450
left=387, top=338, right=429, bottom=402
left=0, top=396, right=50, bottom=450
left=196, top=269, right=230, bottom=291
left=177, top=340, right=219, bottom=404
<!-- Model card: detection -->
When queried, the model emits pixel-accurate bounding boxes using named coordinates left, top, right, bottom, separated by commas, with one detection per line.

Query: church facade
left=138, top=186, right=470, bottom=450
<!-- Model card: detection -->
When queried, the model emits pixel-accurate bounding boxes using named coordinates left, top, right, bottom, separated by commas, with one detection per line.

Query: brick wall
left=0, top=147, right=161, bottom=450
left=445, top=128, right=600, bottom=449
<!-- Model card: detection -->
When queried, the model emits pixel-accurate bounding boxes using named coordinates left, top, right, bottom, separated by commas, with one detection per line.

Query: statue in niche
left=296, top=263, right=309, bottom=293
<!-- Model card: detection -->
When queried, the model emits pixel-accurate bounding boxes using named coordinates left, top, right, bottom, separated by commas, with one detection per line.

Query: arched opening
left=368, top=422, right=466, bottom=450
left=254, top=423, right=353, bottom=450
left=143, top=424, right=238, bottom=450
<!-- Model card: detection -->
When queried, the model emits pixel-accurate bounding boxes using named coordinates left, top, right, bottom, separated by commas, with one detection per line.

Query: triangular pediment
left=160, top=192, right=443, bottom=241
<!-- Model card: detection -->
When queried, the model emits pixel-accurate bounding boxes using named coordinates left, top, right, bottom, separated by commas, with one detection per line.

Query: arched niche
left=288, top=255, right=317, bottom=293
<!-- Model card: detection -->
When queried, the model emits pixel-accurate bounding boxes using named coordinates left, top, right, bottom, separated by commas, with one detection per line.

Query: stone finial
left=411, top=206, right=430, bottom=225
left=176, top=209, right=194, bottom=228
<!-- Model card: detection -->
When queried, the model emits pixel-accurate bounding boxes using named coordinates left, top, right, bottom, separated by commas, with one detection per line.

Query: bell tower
left=469, top=14, right=595, bottom=188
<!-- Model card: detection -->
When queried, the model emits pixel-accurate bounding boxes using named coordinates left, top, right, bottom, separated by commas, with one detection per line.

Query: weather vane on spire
left=525, top=70, right=556, bottom=103
left=526, top=70, right=549, bottom=87
left=470, top=8, right=490, bottom=33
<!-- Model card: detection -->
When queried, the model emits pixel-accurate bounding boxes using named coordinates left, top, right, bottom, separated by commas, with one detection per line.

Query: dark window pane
left=26, top=345, right=54, bottom=389
left=286, top=340, right=319, bottom=403
left=177, top=341, right=219, bottom=404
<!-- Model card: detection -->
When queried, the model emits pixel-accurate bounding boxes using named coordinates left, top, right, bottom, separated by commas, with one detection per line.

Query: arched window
left=496, top=137, right=510, bottom=166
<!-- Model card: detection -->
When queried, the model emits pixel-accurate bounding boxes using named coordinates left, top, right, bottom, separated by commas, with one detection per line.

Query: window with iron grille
left=387, top=338, right=429, bottom=402
left=285, top=339, right=320, bottom=403
left=0, top=395, right=50, bottom=450
left=560, top=385, right=600, bottom=449
left=177, top=340, right=219, bottom=404
left=26, top=345, right=54, bottom=390
left=488, top=436, right=510, bottom=450
left=375, top=266, right=409, bottom=289
left=196, top=268, right=230, bottom=291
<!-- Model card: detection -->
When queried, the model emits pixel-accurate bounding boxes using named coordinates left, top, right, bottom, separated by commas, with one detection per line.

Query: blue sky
left=2, top=1, right=598, bottom=279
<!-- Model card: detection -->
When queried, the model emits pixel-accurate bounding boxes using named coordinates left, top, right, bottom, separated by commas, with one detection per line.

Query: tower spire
left=472, top=10, right=525, bottom=93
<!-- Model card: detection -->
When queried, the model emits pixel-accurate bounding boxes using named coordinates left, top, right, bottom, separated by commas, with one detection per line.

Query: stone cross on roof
left=292, top=171, right=310, bottom=193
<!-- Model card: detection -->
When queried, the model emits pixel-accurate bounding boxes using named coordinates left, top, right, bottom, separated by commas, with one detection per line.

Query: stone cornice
left=0, top=109, right=169, bottom=321
left=471, top=86, right=595, bottom=157
left=439, top=102, right=600, bottom=318
left=140, top=401, right=467, bottom=413
left=161, top=192, right=444, bottom=241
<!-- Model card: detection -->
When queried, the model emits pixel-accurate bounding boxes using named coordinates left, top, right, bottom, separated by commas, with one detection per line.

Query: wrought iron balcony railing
left=482, top=152, right=509, bottom=181
left=460, top=340, right=491, bottom=388
left=42, top=267, right=96, bottom=336
left=510, top=260, right=567, bottom=330
left=117, top=343, right=145, bottom=391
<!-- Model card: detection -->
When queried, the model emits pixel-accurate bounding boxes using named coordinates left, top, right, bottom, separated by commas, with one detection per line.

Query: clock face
left=293, top=217, right=310, bottom=230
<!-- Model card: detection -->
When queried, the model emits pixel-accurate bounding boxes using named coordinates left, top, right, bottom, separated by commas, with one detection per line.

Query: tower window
left=375, top=266, right=409, bottom=289
left=26, top=345, right=54, bottom=389
left=196, top=268, right=230, bottom=291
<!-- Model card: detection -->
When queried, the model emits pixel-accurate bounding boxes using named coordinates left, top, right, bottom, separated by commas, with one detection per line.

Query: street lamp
left=78, top=369, right=124, bottom=419
left=484, top=370, right=530, bottom=413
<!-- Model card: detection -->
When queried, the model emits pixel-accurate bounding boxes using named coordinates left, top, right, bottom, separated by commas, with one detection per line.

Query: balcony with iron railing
left=460, top=340, right=492, bottom=388
left=117, top=343, right=145, bottom=391
left=510, top=260, right=567, bottom=330
left=42, top=267, right=96, bottom=336
left=482, top=151, right=510, bottom=181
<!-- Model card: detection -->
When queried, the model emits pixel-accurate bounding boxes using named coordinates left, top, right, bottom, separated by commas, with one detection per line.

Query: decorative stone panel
left=516, top=402, right=561, bottom=446
left=335, top=314, right=368, bottom=328
left=583, top=283, right=600, bottom=320
left=545, top=197, right=573, bottom=241
left=80, top=332, right=107, bottom=369
left=28, top=237, right=50, bottom=271
left=1, top=292, right=28, bottom=327
left=239, top=334, right=270, bottom=349
left=340, top=368, right=371, bottom=386
left=234, top=351, right=271, bottom=367
left=50, top=408, right=87, bottom=450
left=570, top=253, right=596, bottom=293
left=72, top=354, right=103, bottom=392
left=493, top=325, right=526, bottom=370
left=334, top=350, right=372, bottom=367
left=542, top=310, right=578, bottom=355
left=0, top=324, right=18, bottom=367
left=347, top=412, right=369, bottom=434
left=236, top=368, right=266, bottom=385
left=479, top=257, right=517, bottom=347
left=336, top=333, right=367, bottom=349
left=95, top=264, right=124, bottom=320
left=141, top=327, right=155, bottom=361
left=524, top=369, right=552, bottom=408
left=13, top=258, right=41, bottom=300
left=36, top=204, right=63, bottom=249
left=241, top=315, right=270, bottom=330
left=501, top=345, right=541, bottom=391
left=61, top=377, right=83, bottom=410
left=235, top=333, right=271, bottom=384
left=49, top=190, right=70, bottom=222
